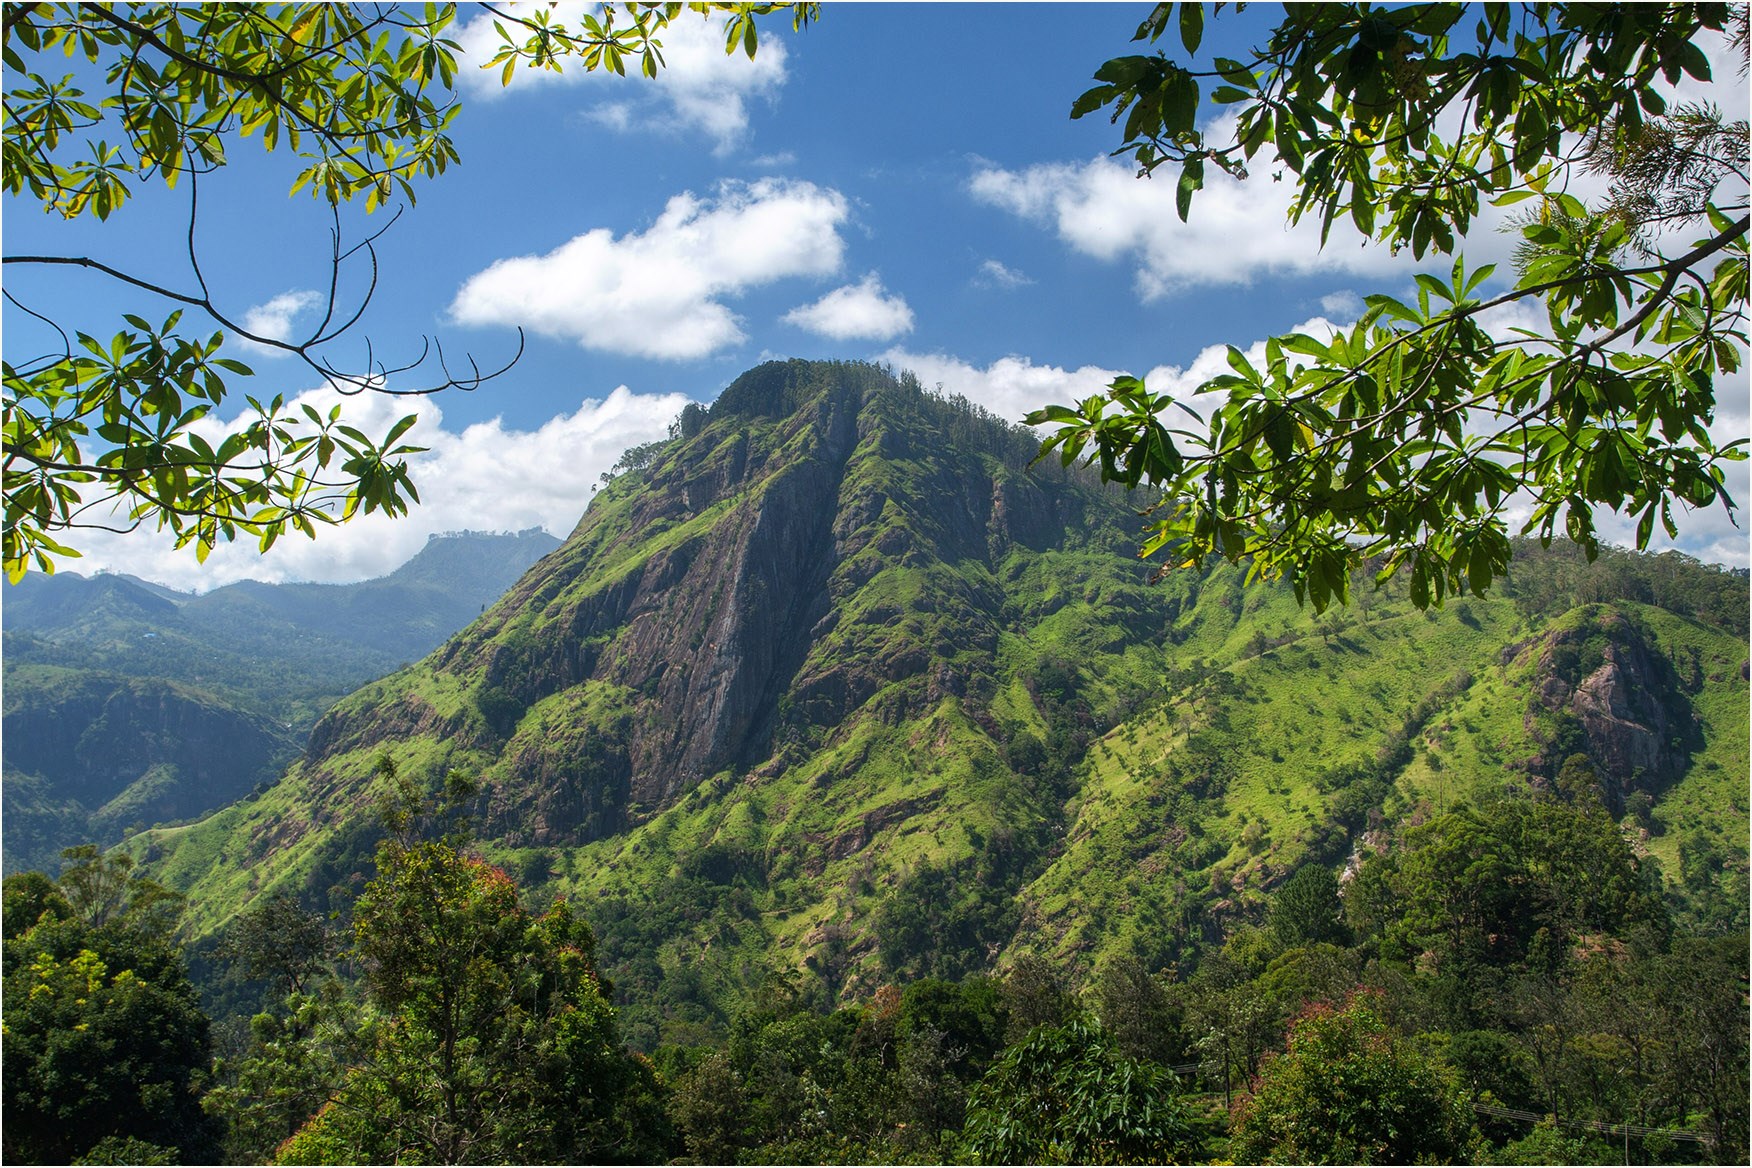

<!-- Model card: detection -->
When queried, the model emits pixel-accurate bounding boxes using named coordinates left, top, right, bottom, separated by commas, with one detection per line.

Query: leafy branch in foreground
left=2, top=2, right=815, bottom=581
left=1031, top=2, right=1748, bottom=610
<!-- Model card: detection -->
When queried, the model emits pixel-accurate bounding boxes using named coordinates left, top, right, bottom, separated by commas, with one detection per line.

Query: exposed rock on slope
left=299, top=360, right=1129, bottom=847
left=1514, top=608, right=1700, bottom=802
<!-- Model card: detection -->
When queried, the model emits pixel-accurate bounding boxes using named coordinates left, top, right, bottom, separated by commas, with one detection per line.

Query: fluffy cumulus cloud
left=783, top=273, right=913, bottom=341
left=969, top=153, right=1423, bottom=301
left=236, top=290, right=323, bottom=355
left=1318, top=289, right=1364, bottom=319
left=450, top=178, right=849, bottom=360
left=448, top=4, right=787, bottom=151
left=66, top=381, right=691, bottom=590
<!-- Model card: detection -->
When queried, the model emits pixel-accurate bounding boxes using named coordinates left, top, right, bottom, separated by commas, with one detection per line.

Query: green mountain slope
left=3, top=667, right=297, bottom=875
left=2, top=530, right=560, bottom=873
left=131, top=361, right=1749, bottom=1047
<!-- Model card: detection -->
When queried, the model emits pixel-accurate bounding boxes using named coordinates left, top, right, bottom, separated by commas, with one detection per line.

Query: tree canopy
left=1, top=848, right=220, bottom=1164
left=1230, top=990, right=1472, bottom=1165
left=1032, top=2, right=1748, bottom=610
left=960, top=1017, right=1202, bottom=1165
left=1, top=2, right=813, bottom=581
left=267, top=757, right=666, bottom=1164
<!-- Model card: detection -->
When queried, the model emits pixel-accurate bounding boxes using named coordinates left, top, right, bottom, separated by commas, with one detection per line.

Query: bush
left=1230, top=991, right=1471, bottom=1165
left=961, top=1018, right=1200, bottom=1164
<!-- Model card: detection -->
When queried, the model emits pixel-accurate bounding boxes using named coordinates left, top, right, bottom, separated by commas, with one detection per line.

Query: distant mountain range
left=3, top=528, right=560, bottom=873
left=117, top=360, right=1749, bottom=1047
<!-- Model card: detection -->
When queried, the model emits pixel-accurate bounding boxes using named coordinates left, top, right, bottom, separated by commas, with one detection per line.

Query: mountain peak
left=238, top=358, right=1135, bottom=863
left=710, top=358, right=901, bottom=421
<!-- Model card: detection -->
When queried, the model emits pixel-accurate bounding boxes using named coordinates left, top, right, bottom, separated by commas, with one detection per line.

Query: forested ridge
left=1, top=529, right=562, bottom=875
left=5, top=752, right=1746, bottom=1163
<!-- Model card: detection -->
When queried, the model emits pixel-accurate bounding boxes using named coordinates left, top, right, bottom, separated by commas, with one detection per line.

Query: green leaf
left=383, top=413, right=419, bottom=446
left=1094, top=56, right=1153, bottom=86
left=1070, top=84, right=1118, bottom=119
left=1178, top=3, right=1203, bottom=54
left=1176, top=155, right=1203, bottom=222
left=1213, top=56, right=1256, bottom=88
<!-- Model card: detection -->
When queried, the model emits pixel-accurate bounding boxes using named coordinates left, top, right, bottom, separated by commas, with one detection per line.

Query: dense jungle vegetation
left=5, top=730, right=1747, bottom=1164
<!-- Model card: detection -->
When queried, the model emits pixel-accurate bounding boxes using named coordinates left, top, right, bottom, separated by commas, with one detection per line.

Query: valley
left=2, top=528, right=560, bottom=873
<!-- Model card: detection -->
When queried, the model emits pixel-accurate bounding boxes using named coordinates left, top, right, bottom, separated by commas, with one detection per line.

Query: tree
left=1230, top=990, right=1472, bottom=1165
left=1000, top=952, right=1077, bottom=1042
left=1, top=857, right=221, bottom=1164
left=1268, top=862, right=1349, bottom=949
left=2, top=2, right=815, bottom=580
left=206, top=982, right=373, bottom=1165
left=1033, top=3, right=1748, bottom=610
left=201, top=896, right=358, bottom=1163
left=1646, top=936, right=1751, bottom=1163
left=960, top=1017, right=1202, bottom=1165
left=0, top=867, right=72, bottom=938
left=214, top=891, right=331, bottom=998
left=1089, top=955, right=1188, bottom=1067
left=53, top=842, right=182, bottom=929
left=276, top=757, right=666, bottom=1164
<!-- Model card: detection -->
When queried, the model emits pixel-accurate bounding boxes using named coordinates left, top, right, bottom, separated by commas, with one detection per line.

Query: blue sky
left=5, top=3, right=1747, bottom=588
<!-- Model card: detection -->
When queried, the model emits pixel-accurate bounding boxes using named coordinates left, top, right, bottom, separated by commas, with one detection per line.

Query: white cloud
left=236, top=290, right=322, bottom=356
left=449, top=5, right=787, bottom=152
left=64, top=382, right=691, bottom=590
left=585, top=101, right=634, bottom=132
left=783, top=273, right=913, bottom=341
left=975, top=258, right=1033, bottom=289
left=1319, top=290, right=1364, bottom=318
left=878, top=349, right=1139, bottom=426
left=970, top=152, right=1417, bottom=300
left=450, top=178, right=849, bottom=360
left=879, top=315, right=1347, bottom=428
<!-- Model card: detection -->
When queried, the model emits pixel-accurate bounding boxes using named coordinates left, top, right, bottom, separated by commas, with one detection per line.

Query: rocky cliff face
left=1515, top=608, right=1700, bottom=802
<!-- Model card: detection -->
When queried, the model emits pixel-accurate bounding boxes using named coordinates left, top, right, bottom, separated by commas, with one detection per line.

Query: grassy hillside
left=127, top=361, right=1749, bottom=1048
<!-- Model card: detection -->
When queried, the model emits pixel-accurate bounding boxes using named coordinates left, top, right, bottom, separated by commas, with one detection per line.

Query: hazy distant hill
left=2, top=528, right=560, bottom=873
left=126, top=361, right=1749, bottom=1047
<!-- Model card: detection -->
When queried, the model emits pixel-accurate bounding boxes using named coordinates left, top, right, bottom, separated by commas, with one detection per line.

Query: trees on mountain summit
left=1034, top=3, right=1748, bottom=610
